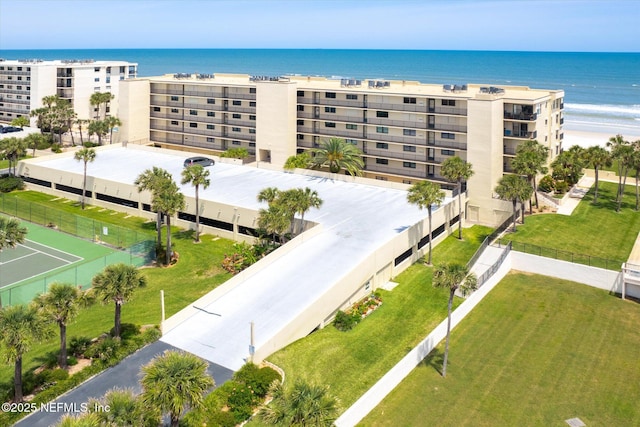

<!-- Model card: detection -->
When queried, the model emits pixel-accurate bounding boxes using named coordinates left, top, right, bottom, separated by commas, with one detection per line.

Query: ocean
left=1, top=49, right=639, bottom=137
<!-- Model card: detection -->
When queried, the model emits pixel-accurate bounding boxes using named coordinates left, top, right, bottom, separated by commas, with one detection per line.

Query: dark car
left=183, top=156, right=215, bottom=167
left=0, top=126, right=22, bottom=133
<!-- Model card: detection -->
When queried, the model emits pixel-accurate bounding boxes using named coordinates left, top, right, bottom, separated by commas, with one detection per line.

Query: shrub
left=333, top=310, right=360, bottom=331
left=0, top=176, right=25, bottom=193
left=110, top=323, right=140, bottom=340
left=140, top=326, right=161, bottom=343
left=555, top=180, right=569, bottom=194
left=67, top=356, right=78, bottom=366
left=538, top=175, right=555, bottom=193
left=51, top=143, right=62, bottom=153
left=233, top=363, right=281, bottom=398
left=203, top=409, right=237, bottom=427
left=220, top=147, right=249, bottom=159
left=69, top=336, right=92, bottom=357
left=86, top=337, right=120, bottom=363
left=40, top=368, right=69, bottom=387
left=284, top=152, right=311, bottom=170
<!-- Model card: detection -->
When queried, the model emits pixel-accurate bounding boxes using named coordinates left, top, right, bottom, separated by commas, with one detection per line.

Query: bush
left=0, top=176, right=25, bottom=193
left=69, top=336, right=92, bottom=357
left=67, top=356, right=78, bottom=366
left=51, top=143, right=62, bottom=153
left=40, top=368, right=69, bottom=387
left=555, top=180, right=569, bottom=194
left=233, top=363, right=281, bottom=398
left=333, top=310, right=360, bottom=331
left=220, top=147, right=249, bottom=159
left=86, top=337, right=120, bottom=363
left=284, top=152, right=311, bottom=170
left=110, top=323, right=140, bottom=340
left=203, top=409, right=237, bottom=427
left=538, top=175, right=555, bottom=193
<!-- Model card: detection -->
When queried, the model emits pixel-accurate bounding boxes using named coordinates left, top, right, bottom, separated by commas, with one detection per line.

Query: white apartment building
left=120, top=73, right=564, bottom=226
left=0, top=58, right=137, bottom=124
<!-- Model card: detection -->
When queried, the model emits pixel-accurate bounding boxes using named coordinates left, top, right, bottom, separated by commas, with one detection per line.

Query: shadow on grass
left=421, top=348, right=445, bottom=376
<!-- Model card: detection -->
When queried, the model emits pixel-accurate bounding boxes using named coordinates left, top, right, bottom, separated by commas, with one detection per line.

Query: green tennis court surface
left=0, top=217, right=151, bottom=306
left=0, top=239, right=83, bottom=287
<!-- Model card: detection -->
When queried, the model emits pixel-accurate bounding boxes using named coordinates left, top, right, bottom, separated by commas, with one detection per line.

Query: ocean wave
left=564, top=103, right=640, bottom=118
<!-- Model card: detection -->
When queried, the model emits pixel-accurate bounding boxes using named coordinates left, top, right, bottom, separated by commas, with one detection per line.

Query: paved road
left=15, top=341, right=234, bottom=427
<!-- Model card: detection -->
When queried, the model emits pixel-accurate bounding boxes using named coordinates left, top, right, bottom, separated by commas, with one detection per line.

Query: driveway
left=15, top=341, right=233, bottom=427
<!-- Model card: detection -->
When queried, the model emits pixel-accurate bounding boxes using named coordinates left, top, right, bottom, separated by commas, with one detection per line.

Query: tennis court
left=0, top=239, right=83, bottom=288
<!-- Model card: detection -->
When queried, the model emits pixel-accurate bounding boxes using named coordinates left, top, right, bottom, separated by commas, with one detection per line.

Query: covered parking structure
left=18, top=145, right=461, bottom=370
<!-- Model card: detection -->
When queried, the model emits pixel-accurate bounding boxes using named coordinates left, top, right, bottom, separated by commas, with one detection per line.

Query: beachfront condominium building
left=120, top=73, right=564, bottom=226
left=0, top=58, right=137, bottom=125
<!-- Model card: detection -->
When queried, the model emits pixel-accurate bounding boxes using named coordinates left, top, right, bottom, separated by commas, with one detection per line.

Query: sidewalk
left=556, top=175, right=594, bottom=215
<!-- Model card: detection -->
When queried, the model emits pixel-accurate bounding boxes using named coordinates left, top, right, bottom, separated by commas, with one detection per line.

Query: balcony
left=428, top=140, right=467, bottom=150
left=56, top=72, right=73, bottom=78
left=504, top=112, right=537, bottom=121
left=427, top=106, right=468, bottom=116
left=365, top=164, right=430, bottom=179
left=363, top=148, right=428, bottom=162
left=427, top=123, right=467, bottom=133
left=503, top=146, right=517, bottom=155
left=297, top=97, right=364, bottom=108
left=503, top=130, right=537, bottom=139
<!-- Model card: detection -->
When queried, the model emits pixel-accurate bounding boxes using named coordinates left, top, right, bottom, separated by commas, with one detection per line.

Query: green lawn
left=502, top=181, right=640, bottom=263
left=0, top=229, right=236, bottom=390
left=361, top=273, right=640, bottom=426
left=247, top=226, right=492, bottom=425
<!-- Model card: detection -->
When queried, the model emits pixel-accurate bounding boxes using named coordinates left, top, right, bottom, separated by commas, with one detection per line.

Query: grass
left=502, top=181, right=640, bottom=263
left=247, top=225, right=492, bottom=425
left=0, top=224, right=236, bottom=391
left=361, top=273, right=640, bottom=426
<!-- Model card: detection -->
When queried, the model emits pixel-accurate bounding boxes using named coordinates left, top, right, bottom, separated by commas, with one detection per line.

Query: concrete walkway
left=556, top=175, right=594, bottom=215
left=626, top=232, right=640, bottom=265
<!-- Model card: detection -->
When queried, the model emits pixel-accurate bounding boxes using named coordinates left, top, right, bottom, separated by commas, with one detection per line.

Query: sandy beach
left=563, top=128, right=640, bottom=149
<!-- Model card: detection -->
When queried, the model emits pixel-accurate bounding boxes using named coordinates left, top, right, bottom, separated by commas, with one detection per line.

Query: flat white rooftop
left=32, top=145, right=452, bottom=370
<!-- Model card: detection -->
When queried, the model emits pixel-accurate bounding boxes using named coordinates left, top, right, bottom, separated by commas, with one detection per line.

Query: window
left=297, top=134, right=305, bottom=140
left=441, top=149, right=454, bottom=156
left=403, top=179, right=412, bottom=184
left=106, top=77, right=111, bottom=84
left=190, top=110, right=198, bottom=115
left=376, top=111, right=389, bottom=118
left=325, top=122, right=336, bottom=128
left=170, top=121, right=179, bottom=125
left=297, top=90, right=304, bottom=97
left=106, top=67, right=111, bottom=73
left=376, top=142, right=389, bottom=149
left=346, top=124, right=357, bottom=130
left=120, top=66, right=125, bottom=73
left=441, top=99, right=456, bottom=106
left=249, top=142, right=256, bottom=147
left=404, top=97, right=417, bottom=104
left=170, top=108, right=179, bottom=113
left=345, top=139, right=358, bottom=145
left=376, top=126, right=388, bottom=134
left=207, top=137, right=215, bottom=142
left=232, top=100, right=241, bottom=106
left=189, top=122, right=197, bottom=128
left=232, top=113, right=241, bottom=119
left=346, top=94, right=358, bottom=100
left=249, top=88, right=256, bottom=94
left=16, top=86, right=22, bottom=90
left=403, top=145, right=416, bottom=152
left=94, top=77, right=100, bottom=82
left=170, top=96, right=179, bottom=101
left=297, top=119, right=304, bottom=125
left=297, top=105, right=304, bottom=111
left=325, top=92, right=336, bottom=98
left=17, top=67, right=22, bottom=71
left=249, top=115, right=256, bottom=120
left=249, top=129, right=256, bottom=134
left=250, top=101, right=256, bottom=107
left=232, top=140, right=241, bottom=145
left=376, top=158, right=389, bottom=165
left=403, top=129, right=416, bottom=136
left=153, top=107, right=161, bottom=112
left=403, top=162, right=416, bottom=168
left=207, top=111, right=215, bottom=117
left=207, top=98, right=215, bottom=104
left=324, top=107, right=336, bottom=113
left=441, top=133, right=455, bottom=140
left=207, top=124, right=215, bottom=130
left=94, top=87, right=100, bottom=91
left=232, top=127, right=241, bottom=132
left=94, top=67, right=100, bottom=72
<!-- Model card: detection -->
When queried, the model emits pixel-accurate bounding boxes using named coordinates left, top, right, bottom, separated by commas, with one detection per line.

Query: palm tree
left=0, top=304, right=51, bottom=402
left=24, top=132, right=49, bottom=157
left=440, top=156, right=474, bottom=240
left=407, top=181, right=445, bottom=265
left=284, top=152, right=311, bottom=171
left=34, top=283, right=91, bottom=369
left=257, top=187, right=280, bottom=205
left=76, top=118, right=90, bottom=145
left=258, top=378, right=340, bottom=426
left=607, top=134, right=633, bottom=212
left=74, top=147, right=96, bottom=209
left=87, top=120, right=108, bottom=145
left=141, top=350, right=214, bottom=427
left=511, top=140, right=549, bottom=213
left=295, top=187, right=323, bottom=234
left=631, top=140, right=640, bottom=211
left=104, top=116, right=122, bottom=144
left=0, top=137, right=26, bottom=176
left=258, top=205, right=290, bottom=244
left=56, top=412, right=101, bottom=426
left=181, top=164, right=211, bottom=243
left=91, top=263, right=147, bottom=339
left=495, top=174, right=532, bottom=232
left=0, top=217, right=27, bottom=251
left=311, top=137, right=364, bottom=176
left=432, top=263, right=477, bottom=378
left=90, top=92, right=114, bottom=120
left=135, top=167, right=172, bottom=251
left=10, top=116, right=29, bottom=129
left=154, top=179, right=185, bottom=265
left=88, top=388, right=160, bottom=427
left=584, top=145, right=612, bottom=204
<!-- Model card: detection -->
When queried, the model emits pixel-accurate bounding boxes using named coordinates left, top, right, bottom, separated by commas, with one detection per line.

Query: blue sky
left=0, top=0, right=638, bottom=51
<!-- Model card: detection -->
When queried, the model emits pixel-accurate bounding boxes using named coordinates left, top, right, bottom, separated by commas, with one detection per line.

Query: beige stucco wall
left=255, top=81, right=297, bottom=165
left=120, top=79, right=151, bottom=145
